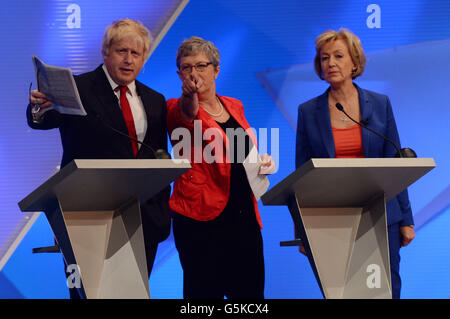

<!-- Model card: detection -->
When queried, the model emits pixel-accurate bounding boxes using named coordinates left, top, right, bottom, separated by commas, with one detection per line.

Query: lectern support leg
left=286, top=194, right=326, bottom=298
left=44, top=197, right=86, bottom=298
left=342, top=194, right=392, bottom=299
left=60, top=197, right=150, bottom=299
left=286, top=192, right=392, bottom=299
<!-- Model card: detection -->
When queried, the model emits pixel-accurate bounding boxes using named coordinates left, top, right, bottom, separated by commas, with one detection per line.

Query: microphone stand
left=335, top=103, right=416, bottom=158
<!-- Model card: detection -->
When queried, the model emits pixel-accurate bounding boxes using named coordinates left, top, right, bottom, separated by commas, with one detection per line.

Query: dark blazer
left=27, top=65, right=171, bottom=243
left=295, top=83, right=413, bottom=226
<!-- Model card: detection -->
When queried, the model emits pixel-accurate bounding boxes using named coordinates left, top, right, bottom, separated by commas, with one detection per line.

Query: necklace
left=329, top=104, right=350, bottom=122
left=328, top=89, right=358, bottom=123
left=202, top=97, right=224, bottom=117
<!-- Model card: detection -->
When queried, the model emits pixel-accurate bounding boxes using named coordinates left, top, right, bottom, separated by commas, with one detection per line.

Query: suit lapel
left=199, top=95, right=258, bottom=163
left=219, top=95, right=258, bottom=148
left=315, top=90, right=335, bottom=158
left=356, top=84, right=373, bottom=158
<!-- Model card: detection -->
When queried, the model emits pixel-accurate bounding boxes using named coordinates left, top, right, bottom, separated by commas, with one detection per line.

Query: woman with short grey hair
left=167, top=36, right=276, bottom=299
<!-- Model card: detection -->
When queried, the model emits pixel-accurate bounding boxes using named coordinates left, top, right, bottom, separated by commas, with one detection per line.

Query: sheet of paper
left=32, top=55, right=86, bottom=116
left=243, top=145, right=270, bottom=201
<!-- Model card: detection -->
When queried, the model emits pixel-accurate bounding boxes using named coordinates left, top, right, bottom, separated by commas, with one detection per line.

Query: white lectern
left=262, top=158, right=435, bottom=299
left=18, top=159, right=190, bottom=299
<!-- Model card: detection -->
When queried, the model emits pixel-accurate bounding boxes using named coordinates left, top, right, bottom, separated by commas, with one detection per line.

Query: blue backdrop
left=1, top=0, right=448, bottom=299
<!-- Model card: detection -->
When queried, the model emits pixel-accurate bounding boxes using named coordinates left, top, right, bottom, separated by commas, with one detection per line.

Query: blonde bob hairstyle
left=102, top=18, right=153, bottom=62
left=176, top=36, right=220, bottom=69
left=314, top=28, right=366, bottom=80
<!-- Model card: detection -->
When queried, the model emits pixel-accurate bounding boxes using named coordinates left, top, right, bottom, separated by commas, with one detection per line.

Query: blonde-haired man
left=27, top=19, right=170, bottom=298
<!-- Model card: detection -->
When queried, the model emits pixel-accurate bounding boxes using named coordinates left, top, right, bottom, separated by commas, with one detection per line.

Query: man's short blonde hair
left=102, top=18, right=153, bottom=62
left=314, top=28, right=366, bottom=80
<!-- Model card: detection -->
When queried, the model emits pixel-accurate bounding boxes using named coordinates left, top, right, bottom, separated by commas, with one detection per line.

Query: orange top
left=332, top=124, right=364, bottom=158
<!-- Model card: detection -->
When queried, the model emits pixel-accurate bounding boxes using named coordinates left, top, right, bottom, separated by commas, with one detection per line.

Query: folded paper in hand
left=243, top=146, right=270, bottom=201
left=32, top=55, right=86, bottom=116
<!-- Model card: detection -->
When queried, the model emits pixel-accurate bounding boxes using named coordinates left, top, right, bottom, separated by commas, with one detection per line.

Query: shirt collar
left=102, top=64, right=137, bottom=96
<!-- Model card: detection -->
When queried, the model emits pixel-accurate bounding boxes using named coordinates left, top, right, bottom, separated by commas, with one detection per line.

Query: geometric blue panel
left=0, top=272, right=24, bottom=299
left=401, top=206, right=450, bottom=298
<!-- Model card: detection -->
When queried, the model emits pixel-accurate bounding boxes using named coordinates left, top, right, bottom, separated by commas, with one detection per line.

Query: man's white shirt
left=102, top=64, right=147, bottom=147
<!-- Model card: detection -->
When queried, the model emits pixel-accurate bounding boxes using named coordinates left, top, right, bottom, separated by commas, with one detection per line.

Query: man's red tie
left=119, top=86, right=138, bottom=157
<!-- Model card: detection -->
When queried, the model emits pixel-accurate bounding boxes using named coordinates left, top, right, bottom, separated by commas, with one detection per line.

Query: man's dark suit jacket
left=27, top=65, right=171, bottom=244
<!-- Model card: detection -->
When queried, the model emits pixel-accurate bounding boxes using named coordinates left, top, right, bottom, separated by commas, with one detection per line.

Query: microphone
left=335, top=103, right=416, bottom=158
left=90, top=110, right=171, bottom=159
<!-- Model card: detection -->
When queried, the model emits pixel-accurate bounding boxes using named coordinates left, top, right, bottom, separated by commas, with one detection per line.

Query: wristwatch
left=31, top=103, right=43, bottom=123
